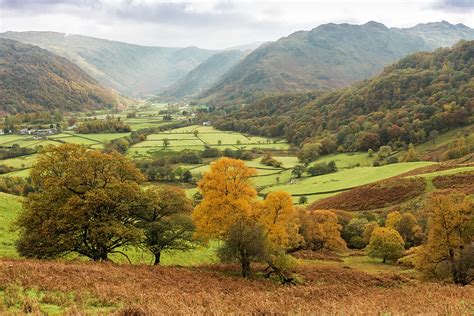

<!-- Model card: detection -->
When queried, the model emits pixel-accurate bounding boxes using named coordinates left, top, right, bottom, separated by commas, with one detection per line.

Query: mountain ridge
left=198, top=21, right=474, bottom=105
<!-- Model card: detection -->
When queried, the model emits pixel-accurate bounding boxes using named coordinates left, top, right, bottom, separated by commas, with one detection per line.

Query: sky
left=0, top=0, right=472, bottom=49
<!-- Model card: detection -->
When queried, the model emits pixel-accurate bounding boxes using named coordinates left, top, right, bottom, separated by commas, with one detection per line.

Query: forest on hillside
left=209, top=41, right=473, bottom=152
left=0, top=39, right=118, bottom=114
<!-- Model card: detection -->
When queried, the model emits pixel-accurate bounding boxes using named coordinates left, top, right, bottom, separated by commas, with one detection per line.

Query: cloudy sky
left=0, top=0, right=472, bottom=49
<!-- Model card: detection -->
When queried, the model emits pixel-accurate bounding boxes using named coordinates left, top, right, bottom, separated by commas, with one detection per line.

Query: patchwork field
left=128, top=125, right=290, bottom=159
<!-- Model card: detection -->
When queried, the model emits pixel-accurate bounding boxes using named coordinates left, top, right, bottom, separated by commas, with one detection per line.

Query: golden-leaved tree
left=192, top=157, right=301, bottom=278
left=16, top=144, right=145, bottom=261
left=416, top=192, right=473, bottom=285
left=298, top=209, right=347, bottom=251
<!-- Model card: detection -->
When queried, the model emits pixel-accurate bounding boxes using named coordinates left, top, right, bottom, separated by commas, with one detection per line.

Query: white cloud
left=0, top=0, right=472, bottom=49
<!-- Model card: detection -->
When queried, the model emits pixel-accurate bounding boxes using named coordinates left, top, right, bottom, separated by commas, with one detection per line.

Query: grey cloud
left=111, top=1, right=261, bottom=28
left=0, top=0, right=262, bottom=29
left=432, top=0, right=474, bottom=11
left=0, top=0, right=95, bottom=9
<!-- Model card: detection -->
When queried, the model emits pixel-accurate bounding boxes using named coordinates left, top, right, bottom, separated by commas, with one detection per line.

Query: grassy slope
left=262, top=162, right=434, bottom=195
left=0, top=193, right=21, bottom=258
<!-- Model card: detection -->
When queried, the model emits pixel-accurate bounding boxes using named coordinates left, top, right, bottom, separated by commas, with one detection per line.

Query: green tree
left=298, top=196, right=308, bottom=205
left=367, top=227, right=405, bottom=263
left=134, top=186, right=194, bottom=265
left=292, top=165, right=306, bottom=178
left=180, top=169, right=193, bottom=183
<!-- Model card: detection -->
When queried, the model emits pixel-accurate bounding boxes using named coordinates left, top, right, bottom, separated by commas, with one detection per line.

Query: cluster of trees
left=207, top=41, right=472, bottom=153
left=76, top=116, right=131, bottom=134
left=1, top=110, right=64, bottom=133
left=135, top=147, right=257, bottom=183
left=0, top=176, right=35, bottom=196
left=307, top=161, right=337, bottom=176
left=16, top=144, right=194, bottom=265
left=0, top=144, right=36, bottom=160
left=288, top=161, right=337, bottom=178
left=135, top=150, right=202, bottom=182
left=260, top=154, right=283, bottom=168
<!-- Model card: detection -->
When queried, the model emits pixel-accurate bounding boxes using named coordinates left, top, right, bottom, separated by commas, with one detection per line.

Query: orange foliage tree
left=192, top=157, right=301, bottom=278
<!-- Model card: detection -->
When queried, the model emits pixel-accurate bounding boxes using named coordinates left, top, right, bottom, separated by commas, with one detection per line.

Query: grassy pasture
left=0, top=155, right=37, bottom=169
left=0, top=135, right=31, bottom=145
left=261, top=161, right=434, bottom=196
left=129, top=125, right=289, bottom=158
left=313, top=152, right=376, bottom=168
left=0, top=193, right=21, bottom=258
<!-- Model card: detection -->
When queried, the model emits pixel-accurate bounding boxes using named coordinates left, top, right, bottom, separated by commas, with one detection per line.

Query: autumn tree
left=386, top=211, right=424, bottom=247
left=342, top=217, right=369, bottom=249
left=134, top=186, right=194, bottom=265
left=416, top=193, right=474, bottom=285
left=298, top=209, right=346, bottom=251
left=192, top=157, right=259, bottom=277
left=362, top=221, right=380, bottom=245
left=193, top=158, right=301, bottom=278
left=259, top=191, right=301, bottom=252
left=16, top=144, right=145, bottom=261
left=367, top=227, right=405, bottom=263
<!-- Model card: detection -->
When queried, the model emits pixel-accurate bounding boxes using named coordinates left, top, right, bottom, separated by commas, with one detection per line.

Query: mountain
left=200, top=21, right=474, bottom=105
left=161, top=50, right=244, bottom=98
left=0, top=38, right=119, bottom=114
left=404, top=21, right=474, bottom=48
left=0, top=31, right=216, bottom=97
left=208, top=41, right=473, bottom=150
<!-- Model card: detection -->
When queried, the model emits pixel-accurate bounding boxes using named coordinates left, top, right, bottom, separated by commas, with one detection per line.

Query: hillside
left=162, top=50, right=244, bottom=98
left=0, top=38, right=118, bottom=114
left=210, top=40, right=474, bottom=149
left=0, top=31, right=216, bottom=97
left=200, top=21, right=474, bottom=105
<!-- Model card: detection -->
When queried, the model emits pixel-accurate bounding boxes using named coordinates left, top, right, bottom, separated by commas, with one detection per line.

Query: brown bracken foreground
left=0, top=258, right=472, bottom=314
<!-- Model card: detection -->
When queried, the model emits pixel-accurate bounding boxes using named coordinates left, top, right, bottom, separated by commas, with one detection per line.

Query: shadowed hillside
left=0, top=38, right=118, bottom=114
left=162, top=49, right=244, bottom=98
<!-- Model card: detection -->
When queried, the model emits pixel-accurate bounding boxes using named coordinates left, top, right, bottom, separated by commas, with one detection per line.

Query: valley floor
left=0, top=257, right=472, bottom=314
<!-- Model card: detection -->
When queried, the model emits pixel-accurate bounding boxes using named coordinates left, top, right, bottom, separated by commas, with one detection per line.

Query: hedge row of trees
left=76, top=116, right=131, bottom=133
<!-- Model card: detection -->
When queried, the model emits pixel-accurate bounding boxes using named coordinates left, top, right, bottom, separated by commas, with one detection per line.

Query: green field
left=128, top=125, right=290, bottom=158
left=0, top=193, right=21, bottom=258
left=261, top=161, right=434, bottom=196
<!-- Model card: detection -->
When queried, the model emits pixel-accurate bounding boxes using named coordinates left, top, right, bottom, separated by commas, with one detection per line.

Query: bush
left=307, top=161, right=337, bottom=176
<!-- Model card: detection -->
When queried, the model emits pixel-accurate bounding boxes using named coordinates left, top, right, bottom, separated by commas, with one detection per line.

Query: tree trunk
left=153, top=251, right=161, bottom=265
left=383, top=256, right=386, bottom=263
left=240, top=249, right=250, bottom=278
